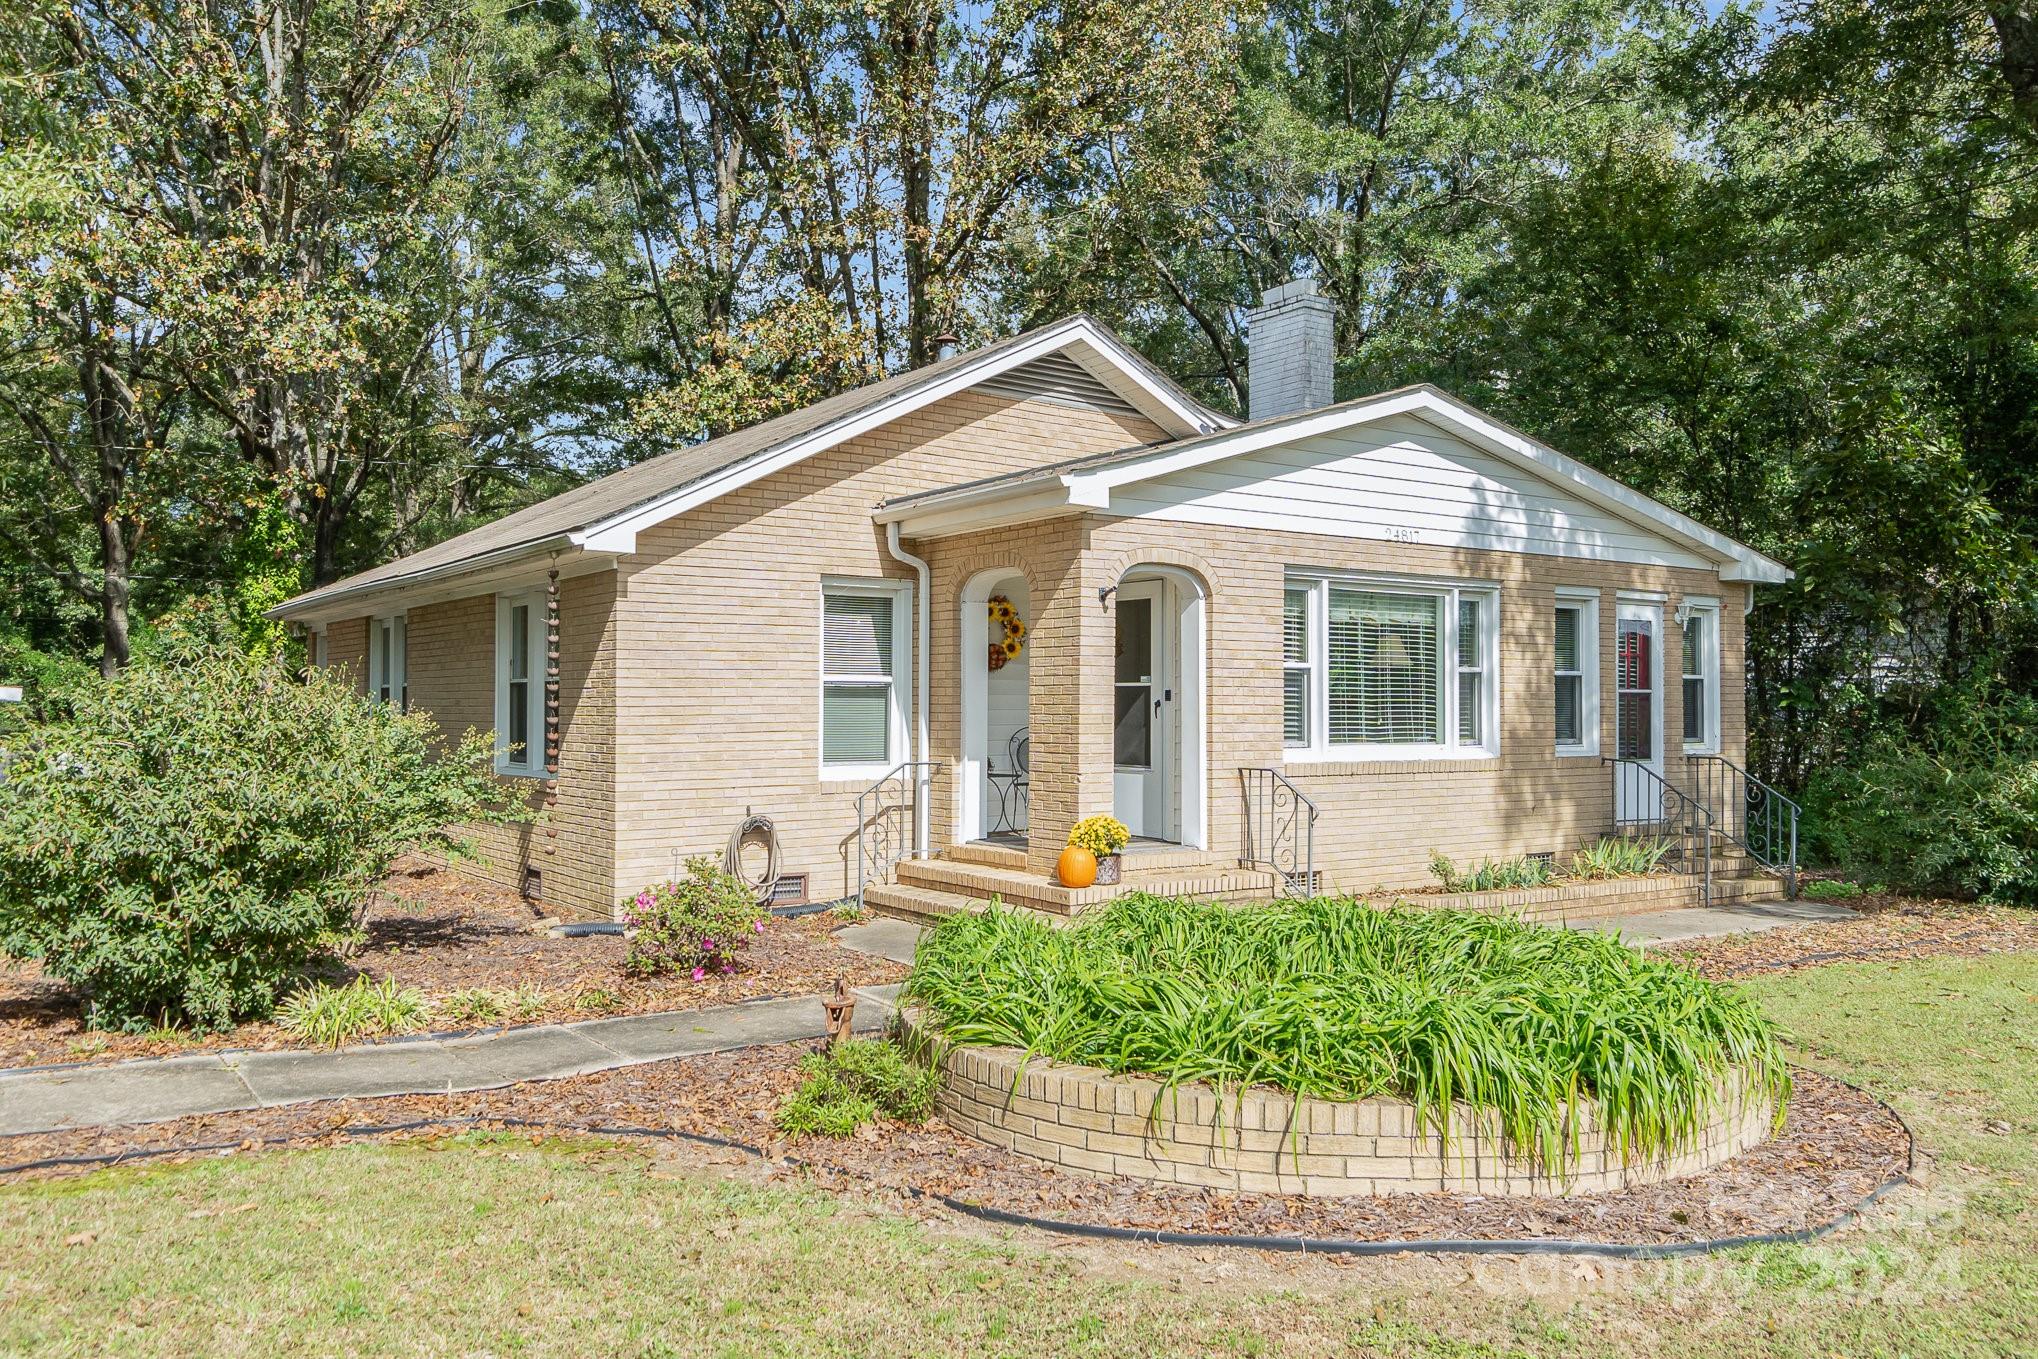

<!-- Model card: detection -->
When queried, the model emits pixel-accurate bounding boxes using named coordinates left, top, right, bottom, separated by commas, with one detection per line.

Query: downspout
left=886, top=522, right=932, bottom=859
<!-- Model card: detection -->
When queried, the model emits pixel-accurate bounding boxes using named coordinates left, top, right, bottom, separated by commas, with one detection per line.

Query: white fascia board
left=573, top=318, right=1212, bottom=557
left=270, top=545, right=616, bottom=625
left=1063, top=388, right=1792, bottom=584
left=1060, top=331, right=1234, bottom=435
left=878, top=487, right=1082, bottom=540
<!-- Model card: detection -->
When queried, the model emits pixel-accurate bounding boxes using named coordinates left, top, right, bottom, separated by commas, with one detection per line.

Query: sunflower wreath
left=987, top=594, right=1027, bottom=670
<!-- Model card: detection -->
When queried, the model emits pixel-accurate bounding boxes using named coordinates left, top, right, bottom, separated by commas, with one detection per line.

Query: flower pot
left=1056, top=846, right=1098, bottom=889
left=1094, top=853, right=1122, bottom=886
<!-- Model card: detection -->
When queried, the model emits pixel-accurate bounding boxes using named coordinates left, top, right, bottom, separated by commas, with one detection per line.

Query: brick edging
left=901, top=1011, right=1774, bottom=1198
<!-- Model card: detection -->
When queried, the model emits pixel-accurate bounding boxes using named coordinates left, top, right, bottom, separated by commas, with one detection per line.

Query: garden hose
left=724, top=814, right=782, bottom=904
left=0, top=1080, right=1916, bottom=1261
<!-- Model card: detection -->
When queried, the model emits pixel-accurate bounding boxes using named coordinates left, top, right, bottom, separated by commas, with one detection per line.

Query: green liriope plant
left=276, top=976, right=431, bottom=1048
left=902, top=895, right=1790, bottom=1172
left=1568, top=836, right=1677, bottom=880
left=774, top=1039, right=940, bottom=1139
left=1428, top=850, right=1556, bottom=893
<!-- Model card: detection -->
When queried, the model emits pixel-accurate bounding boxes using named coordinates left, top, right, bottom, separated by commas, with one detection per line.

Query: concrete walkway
left=833, top=918, right=926, bottom=965
left=0, top=985, right=900, bottom=1139
left=1586, top=898, right=1859, bottom=947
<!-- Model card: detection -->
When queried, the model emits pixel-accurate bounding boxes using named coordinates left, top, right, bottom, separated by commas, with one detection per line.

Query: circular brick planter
left=902, top=1011, right=1776, bottom=1198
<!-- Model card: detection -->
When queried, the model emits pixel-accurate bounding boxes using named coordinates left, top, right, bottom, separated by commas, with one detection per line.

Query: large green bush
left=0, top=643, right=523, bottom=1031
left=1806, top=692, right=2038, bottom=905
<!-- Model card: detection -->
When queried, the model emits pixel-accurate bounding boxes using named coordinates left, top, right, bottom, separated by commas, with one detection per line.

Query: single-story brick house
left=272, top=282, right=1795, bottom=922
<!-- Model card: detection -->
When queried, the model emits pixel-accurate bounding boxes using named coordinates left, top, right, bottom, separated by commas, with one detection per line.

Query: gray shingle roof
left=271, top=318, right=1220, bottom=619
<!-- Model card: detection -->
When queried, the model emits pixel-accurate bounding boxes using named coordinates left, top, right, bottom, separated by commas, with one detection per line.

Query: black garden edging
left=0, top=1077, right=1918, bottom=1262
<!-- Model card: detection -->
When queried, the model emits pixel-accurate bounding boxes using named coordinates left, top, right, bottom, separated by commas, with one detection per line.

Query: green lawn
left=1, top=955, right=2034, bottom=1359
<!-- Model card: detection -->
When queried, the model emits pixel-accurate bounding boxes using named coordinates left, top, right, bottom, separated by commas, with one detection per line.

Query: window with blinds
left=822, top=588, right=902, bottom=767
left=1282, top=586, right=1311, bottom=746
left=1681, top=603, right=1718, bottom=750
left=370, top=614, right=407, bottom=710
left=494, top=590, right=546, bottom=776
left=1286, top=575, right=1495, bottom=757
left=1555, top=604, right=1582, bottom=746
left=1327, top=589, right=1440, bottom=744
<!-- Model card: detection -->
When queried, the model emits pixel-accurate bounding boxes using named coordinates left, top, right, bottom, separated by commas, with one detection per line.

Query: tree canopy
left=5, top=0, right=2038, bottom=793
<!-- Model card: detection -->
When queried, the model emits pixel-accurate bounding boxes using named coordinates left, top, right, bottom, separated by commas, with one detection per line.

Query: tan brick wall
left=979, top=516, right=1752, bottom=892
left=906, top=1013, right=1774, bottom=1197
left=318, top=572, right=618, bottom=919
left=610, top=391, right=1166, bottom=902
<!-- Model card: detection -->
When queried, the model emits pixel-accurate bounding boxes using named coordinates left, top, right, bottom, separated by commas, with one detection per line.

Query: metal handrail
left=1683, top=753, right=1801, bottom=898
left=1604, top=758, right=1716, bottom=909
left=1239, top=768, right=1319, bottom=897
left=855, top=761, right=936, bottom=907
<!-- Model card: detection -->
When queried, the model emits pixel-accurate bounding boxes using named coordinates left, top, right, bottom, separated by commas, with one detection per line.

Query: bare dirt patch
left=0, top=861, right=902, bottom=1070
left=0, top=1040, right=1909, bottom=1250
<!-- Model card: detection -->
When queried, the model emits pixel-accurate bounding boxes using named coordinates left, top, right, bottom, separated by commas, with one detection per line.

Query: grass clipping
left=903, top=895, right=1790, bottom=1171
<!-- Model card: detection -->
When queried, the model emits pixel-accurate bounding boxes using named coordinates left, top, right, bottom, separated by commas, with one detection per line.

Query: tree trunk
left=97, top=514, right=131, bottom=676
left=1992, top=3, right=2038, bottom=133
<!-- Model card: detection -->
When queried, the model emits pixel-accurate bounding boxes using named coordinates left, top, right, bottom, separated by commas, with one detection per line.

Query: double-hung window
left=1283, top=574, right=1497, bottom=760
left=494, top=591, right=546, bottom=777
left=369, top=614, right=407, bottom=710
left=1554, top=591, right=1599, bottom=755
left=821, top=581, right=912, bottom=776
left=1680, top=600, right=1721, bottom=752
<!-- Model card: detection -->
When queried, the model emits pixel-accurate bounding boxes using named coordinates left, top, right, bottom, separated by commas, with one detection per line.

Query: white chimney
left=1247, top=279, right=1334, bottom=422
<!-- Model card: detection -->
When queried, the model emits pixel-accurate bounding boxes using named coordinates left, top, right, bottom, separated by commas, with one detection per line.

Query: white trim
left=493, top=590, right=547, bottom=778
left=1117, top=564, right=1209, bottom=850
left=1614, top=600, right=1665, bottom=821
left=573, top=319, right=1225, bottom=557
left=273, top=549, right=616, bottom=627
left=1679, top=599, right=1722, bottom=755
left=883, top=526, right=933, bottom=859
left=368, top=612, right=407, bottom=710
left=881, top=387, right=1790, bottom=585
left=956, top=568, right=1022, bottom=842
left=1282, top=570, right=1500, bottom=765
left=1553, top=591, right=1600, bottom=757
left=309, top=625, right=328, bottom=671
left=817, top=577, right=915, bottom=783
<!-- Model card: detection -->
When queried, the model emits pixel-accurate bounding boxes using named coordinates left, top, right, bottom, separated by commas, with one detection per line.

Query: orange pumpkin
left=1057, top=845, right=1098, bottom=889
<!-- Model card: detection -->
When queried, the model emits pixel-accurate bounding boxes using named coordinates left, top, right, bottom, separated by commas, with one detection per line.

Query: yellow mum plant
left=1067, top=815, right=1130, bottom=857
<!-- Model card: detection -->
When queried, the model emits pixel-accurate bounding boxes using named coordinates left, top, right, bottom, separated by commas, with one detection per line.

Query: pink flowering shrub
left=621, top=857, right=770, bottom=979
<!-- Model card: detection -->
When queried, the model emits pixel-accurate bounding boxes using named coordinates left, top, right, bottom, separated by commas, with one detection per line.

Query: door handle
left=1152, top=697, right=1162, bottom=716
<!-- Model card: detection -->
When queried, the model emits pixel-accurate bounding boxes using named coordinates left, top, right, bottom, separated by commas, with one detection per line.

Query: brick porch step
left=861, top=883, right=1075, bottom=929
left=891, top=854, right=1281, bottom=915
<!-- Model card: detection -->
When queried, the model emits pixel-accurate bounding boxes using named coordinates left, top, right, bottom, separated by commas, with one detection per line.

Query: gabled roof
left=270, top=316, right=1229, bottom=621
left=875, top=383, right=1791, bottom=584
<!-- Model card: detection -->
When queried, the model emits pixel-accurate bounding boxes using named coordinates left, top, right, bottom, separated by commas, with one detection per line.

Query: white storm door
left=1111, top=580, right=1171, bottom=839
left=1614, top=603, right=1663, bottom=823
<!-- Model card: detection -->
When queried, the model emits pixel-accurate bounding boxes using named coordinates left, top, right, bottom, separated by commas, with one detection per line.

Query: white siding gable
left=1108, top=414, right=1711, bottom=570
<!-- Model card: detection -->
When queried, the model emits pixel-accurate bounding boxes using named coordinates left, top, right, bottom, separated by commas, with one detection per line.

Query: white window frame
left=1554, top=589, right=1600, bottom=757
left=310, top=625, right=328, bottom=671
left=818, top=578, right=914, bottom=781
left=1680, top=597, right=1722, bottom=754
left=493, top=591, right=546, bottom=778
left=368, top=613, right=407, bottom=711
left=1282, top=571, right=1499, bottom=763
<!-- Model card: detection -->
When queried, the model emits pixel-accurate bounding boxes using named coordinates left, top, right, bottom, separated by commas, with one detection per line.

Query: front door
left=1614, top=602, right=1663, bottom=823
left=1112, top=580, right=1172, bottom=839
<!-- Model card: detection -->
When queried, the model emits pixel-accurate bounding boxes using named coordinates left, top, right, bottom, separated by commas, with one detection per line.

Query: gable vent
left=978, top=353, right=1140, bottom=415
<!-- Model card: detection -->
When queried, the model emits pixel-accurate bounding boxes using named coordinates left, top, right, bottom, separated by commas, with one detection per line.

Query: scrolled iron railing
left=1683, top=754, right=1801, bottom=898
left=1239, top=767, right=1319, bottom=897
left=1604, top=757, right=1716, bottom=909
left=855, top=761, right=936, bottom=907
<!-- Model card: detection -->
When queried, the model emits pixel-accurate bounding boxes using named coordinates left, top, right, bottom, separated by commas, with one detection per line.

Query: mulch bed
left=0, top=861, right=904, bottom=1071
left=1666, top=891, right=2038, bottom=981
left=0, top=1041, right=1911, bottom=1250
